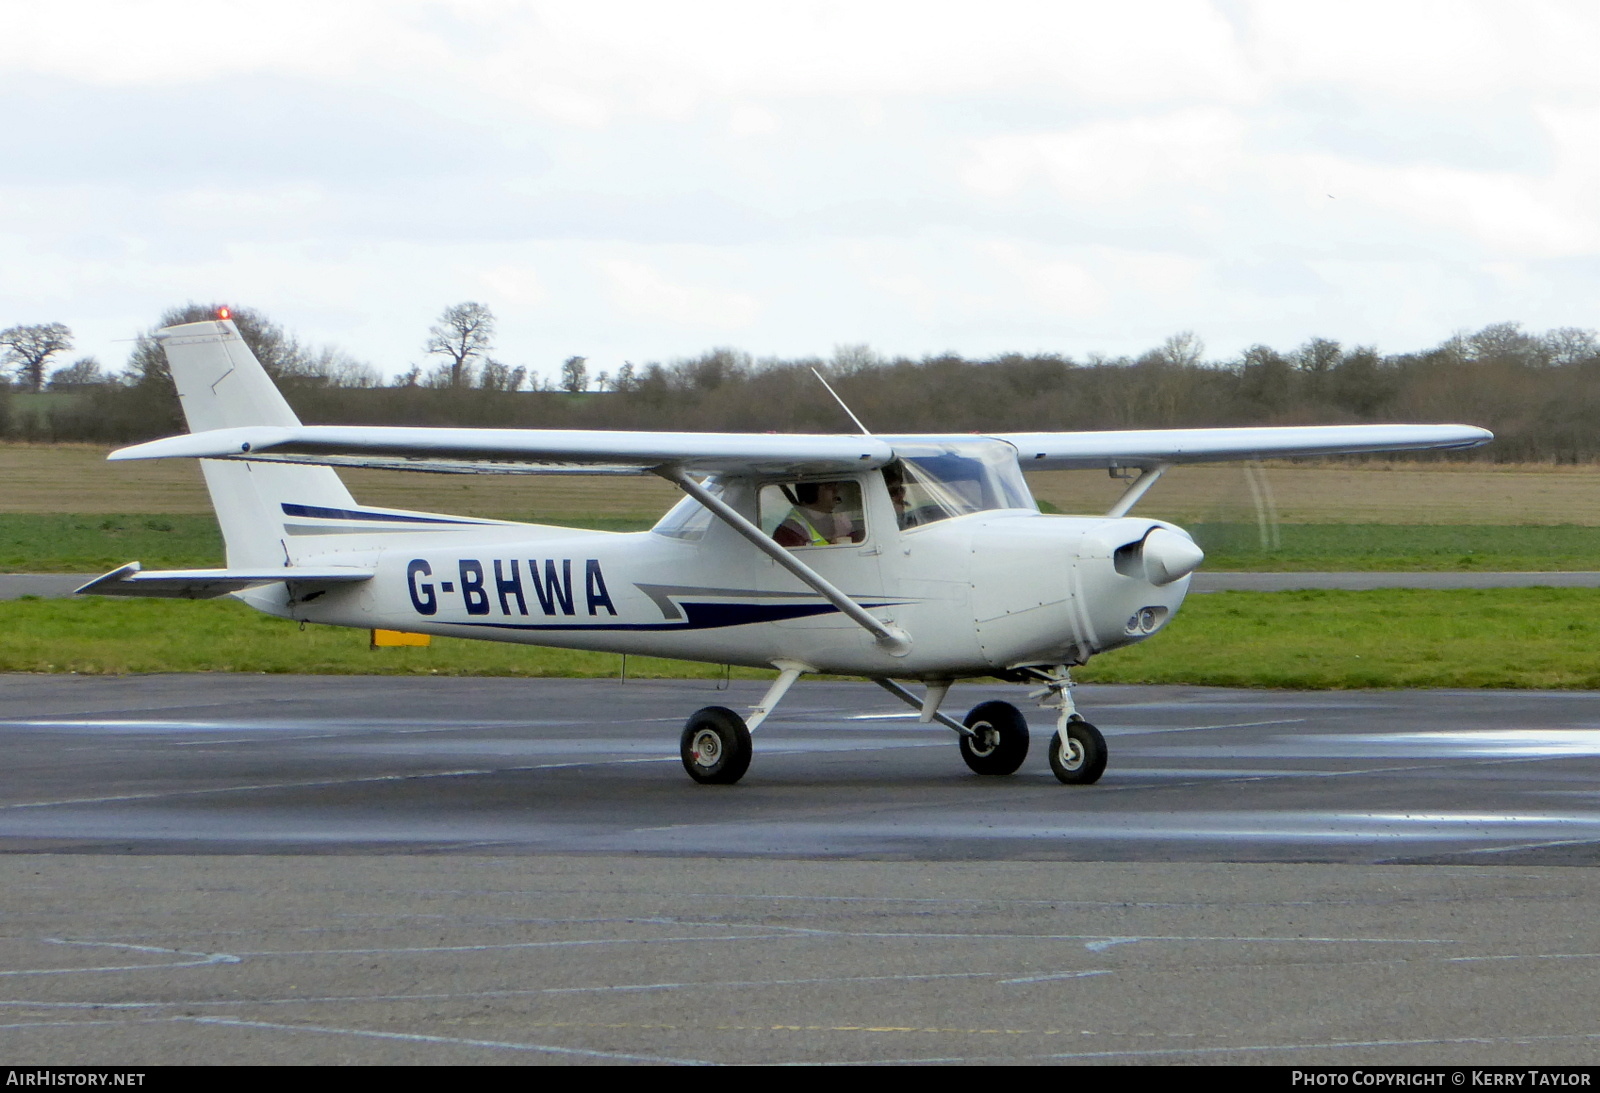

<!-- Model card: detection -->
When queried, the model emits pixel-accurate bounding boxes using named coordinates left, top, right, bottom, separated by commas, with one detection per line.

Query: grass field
left=4, top=589, right=1596, bottom=689
left=5, top=443, right=1600, bottom=573
left=7, top=443, right=1600, bottom=525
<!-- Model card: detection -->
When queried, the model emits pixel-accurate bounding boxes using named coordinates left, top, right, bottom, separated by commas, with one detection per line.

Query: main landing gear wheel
left=1049, top=718, right=1107, bottom=785
left=959, top=701, right=1030, bottom=776
left=680, top=706, right=753, bottom=785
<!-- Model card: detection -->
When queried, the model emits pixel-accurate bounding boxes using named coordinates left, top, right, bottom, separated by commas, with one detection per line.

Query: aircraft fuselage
left=254, top=472, right=1193, bottom=679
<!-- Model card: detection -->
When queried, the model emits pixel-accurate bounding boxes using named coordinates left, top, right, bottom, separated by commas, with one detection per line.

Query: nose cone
left=1143, top=528, right=1205, bottom=585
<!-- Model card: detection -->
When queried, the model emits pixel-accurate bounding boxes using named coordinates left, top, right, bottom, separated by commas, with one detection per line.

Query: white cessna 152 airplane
left=81, top=318, right=1491, bottom=786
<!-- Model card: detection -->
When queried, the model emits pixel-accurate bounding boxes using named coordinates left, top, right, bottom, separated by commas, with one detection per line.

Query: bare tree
left=478, top=357, right=526, bottom=392
left=1155, top=330, right=1204, bottom=369
left=48, top=356, right=109, bottom=389
left=125, top=303, right=310, bottom=388
left=560, top=355, right=589, bottom=394
left=426, top=303, right=496, bottom=389
left=1, top=323, right=73, bottom=392
left=299, top=346, right=381, bottom=389
left=1237, top=344, right=1294, bottom=413
left=1544, top=327, right=1600, bottom=366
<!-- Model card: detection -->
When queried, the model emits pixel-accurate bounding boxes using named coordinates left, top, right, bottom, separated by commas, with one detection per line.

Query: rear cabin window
left=651, top=478, right=721, bottom=541
left=759, top=480, right=867, bottom=548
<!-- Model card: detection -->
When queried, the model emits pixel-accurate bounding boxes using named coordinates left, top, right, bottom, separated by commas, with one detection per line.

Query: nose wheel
left=680, top=706, right=753, bottom=785
left=1049, top=718, right=1106, bottom=784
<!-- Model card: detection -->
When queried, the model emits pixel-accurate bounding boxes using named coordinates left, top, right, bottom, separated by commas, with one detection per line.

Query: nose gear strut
left=1024, top=666, right=1108, bottom=785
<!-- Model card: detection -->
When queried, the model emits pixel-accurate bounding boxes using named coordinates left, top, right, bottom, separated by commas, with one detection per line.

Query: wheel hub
left=692, top=728, right=721, bottom=767
left=1058, top=736, right=1084, bottom=771
left=969, top=723, right=998, bottom=757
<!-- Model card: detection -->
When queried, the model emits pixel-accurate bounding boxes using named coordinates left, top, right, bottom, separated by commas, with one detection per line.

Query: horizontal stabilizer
left=75, top=562, right=376, bottom=600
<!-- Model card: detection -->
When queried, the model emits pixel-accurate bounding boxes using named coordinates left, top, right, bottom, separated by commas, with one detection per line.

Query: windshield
left=885, top=440, right=1035, bottom=529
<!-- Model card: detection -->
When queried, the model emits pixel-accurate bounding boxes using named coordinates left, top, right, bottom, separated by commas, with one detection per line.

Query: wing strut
left=1105, top=463, right=1169, bottom=517
left=658, top=467, right=912, bottom=656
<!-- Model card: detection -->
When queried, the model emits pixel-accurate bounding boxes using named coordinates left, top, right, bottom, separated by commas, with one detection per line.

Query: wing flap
left=76, top=562, right=376, bottom=600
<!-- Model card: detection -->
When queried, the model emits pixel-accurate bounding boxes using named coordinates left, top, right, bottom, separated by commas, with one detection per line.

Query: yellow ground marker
left=370, top=629, right=431, bottom=648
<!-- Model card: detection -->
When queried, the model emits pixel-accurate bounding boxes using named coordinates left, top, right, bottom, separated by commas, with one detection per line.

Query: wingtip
left=74, top=561, right=142, bottom=595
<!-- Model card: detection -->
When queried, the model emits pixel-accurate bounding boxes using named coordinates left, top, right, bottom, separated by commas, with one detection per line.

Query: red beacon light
left=217, top=306, right=231, bottom=321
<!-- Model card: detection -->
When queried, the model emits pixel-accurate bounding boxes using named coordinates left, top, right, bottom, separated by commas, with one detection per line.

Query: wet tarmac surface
left=3, top=675, right=1599, bottom=1065
left=1, top=674, right=1597, bottom=864
left=5, top=853, right=1600, bottom=1066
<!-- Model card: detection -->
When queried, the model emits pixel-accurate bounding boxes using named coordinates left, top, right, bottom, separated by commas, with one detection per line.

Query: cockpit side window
left=759, top=479, right=867, bottom=548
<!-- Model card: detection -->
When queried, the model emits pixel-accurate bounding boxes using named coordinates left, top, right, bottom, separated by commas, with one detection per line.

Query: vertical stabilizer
left=156, top=319, right=357, bottom=569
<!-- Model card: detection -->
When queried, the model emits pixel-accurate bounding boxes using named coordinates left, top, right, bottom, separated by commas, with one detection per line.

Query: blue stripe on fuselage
left=446, top=599, right=899, bottom=632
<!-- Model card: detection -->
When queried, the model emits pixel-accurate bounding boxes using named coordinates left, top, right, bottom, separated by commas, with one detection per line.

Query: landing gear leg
left=873, top=678, right=1031, bottom=776
left=1030, top=666, right=1107, bottom=785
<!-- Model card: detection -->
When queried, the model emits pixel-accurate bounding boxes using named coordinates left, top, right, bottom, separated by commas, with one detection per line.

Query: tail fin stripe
left=280, top=503, right=493, bottom=526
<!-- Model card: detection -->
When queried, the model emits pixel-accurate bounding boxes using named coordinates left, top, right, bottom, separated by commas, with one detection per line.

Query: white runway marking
left=828, top=1031, right=1600, bottom=1066
left=0, top=756, right=681, bottom=811
left=0, top=939, right=239, bottom=976
left=0, top=970, right=1011, bottom=1011
left=187, top=1016, right=715, bottom=1065
left=999, top=970, right=1115, bottom=984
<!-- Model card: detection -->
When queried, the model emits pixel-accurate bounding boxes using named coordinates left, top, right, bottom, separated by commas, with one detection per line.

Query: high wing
left=990, top=424, right=1492, bottom=470
left=109, top=422, right=1491, bottom=475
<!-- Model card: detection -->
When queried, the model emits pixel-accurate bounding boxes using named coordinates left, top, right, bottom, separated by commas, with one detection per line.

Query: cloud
left=961, top=109, right=1249, bottom=203
left=596, top=256, right=762, bottom=328
left=0, top=1, right=1594, bottom=377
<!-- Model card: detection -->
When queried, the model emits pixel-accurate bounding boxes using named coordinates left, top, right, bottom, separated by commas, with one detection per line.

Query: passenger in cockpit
left=774, top=481, right=862, bottom=546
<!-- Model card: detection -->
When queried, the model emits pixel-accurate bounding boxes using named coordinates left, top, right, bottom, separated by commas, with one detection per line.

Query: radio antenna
left=811, top=368, right=872, bottom=436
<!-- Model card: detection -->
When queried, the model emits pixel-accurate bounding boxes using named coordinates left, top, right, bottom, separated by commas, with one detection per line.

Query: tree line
left=2, top=303, right=1597, bottom=462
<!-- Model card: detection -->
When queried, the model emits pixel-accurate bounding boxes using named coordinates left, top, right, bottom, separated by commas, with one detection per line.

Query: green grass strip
left=6, top=516, right=1600, bottom=574
left=1189, top=522, right=1600, bottom=571
left=0, top=514, right=657, bottom=573
left=0, top=514, right=224, bottom=573
left=1079, top=587, right=1600, bottom=689
left=0, top=596, right=767, bottom=679
left=3, top=588, right=1597, bottom=688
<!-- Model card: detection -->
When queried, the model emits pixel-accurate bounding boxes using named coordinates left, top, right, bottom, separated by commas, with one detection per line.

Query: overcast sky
left=2, top=0, right=1595, bottom=384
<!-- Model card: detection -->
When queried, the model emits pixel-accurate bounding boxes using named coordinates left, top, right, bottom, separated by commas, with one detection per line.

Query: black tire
left=959, top=701, right=1030, bottom=775
left=1049, top=718, right=1107, bottom=785
left=680, top=706, right=753, bottom=785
